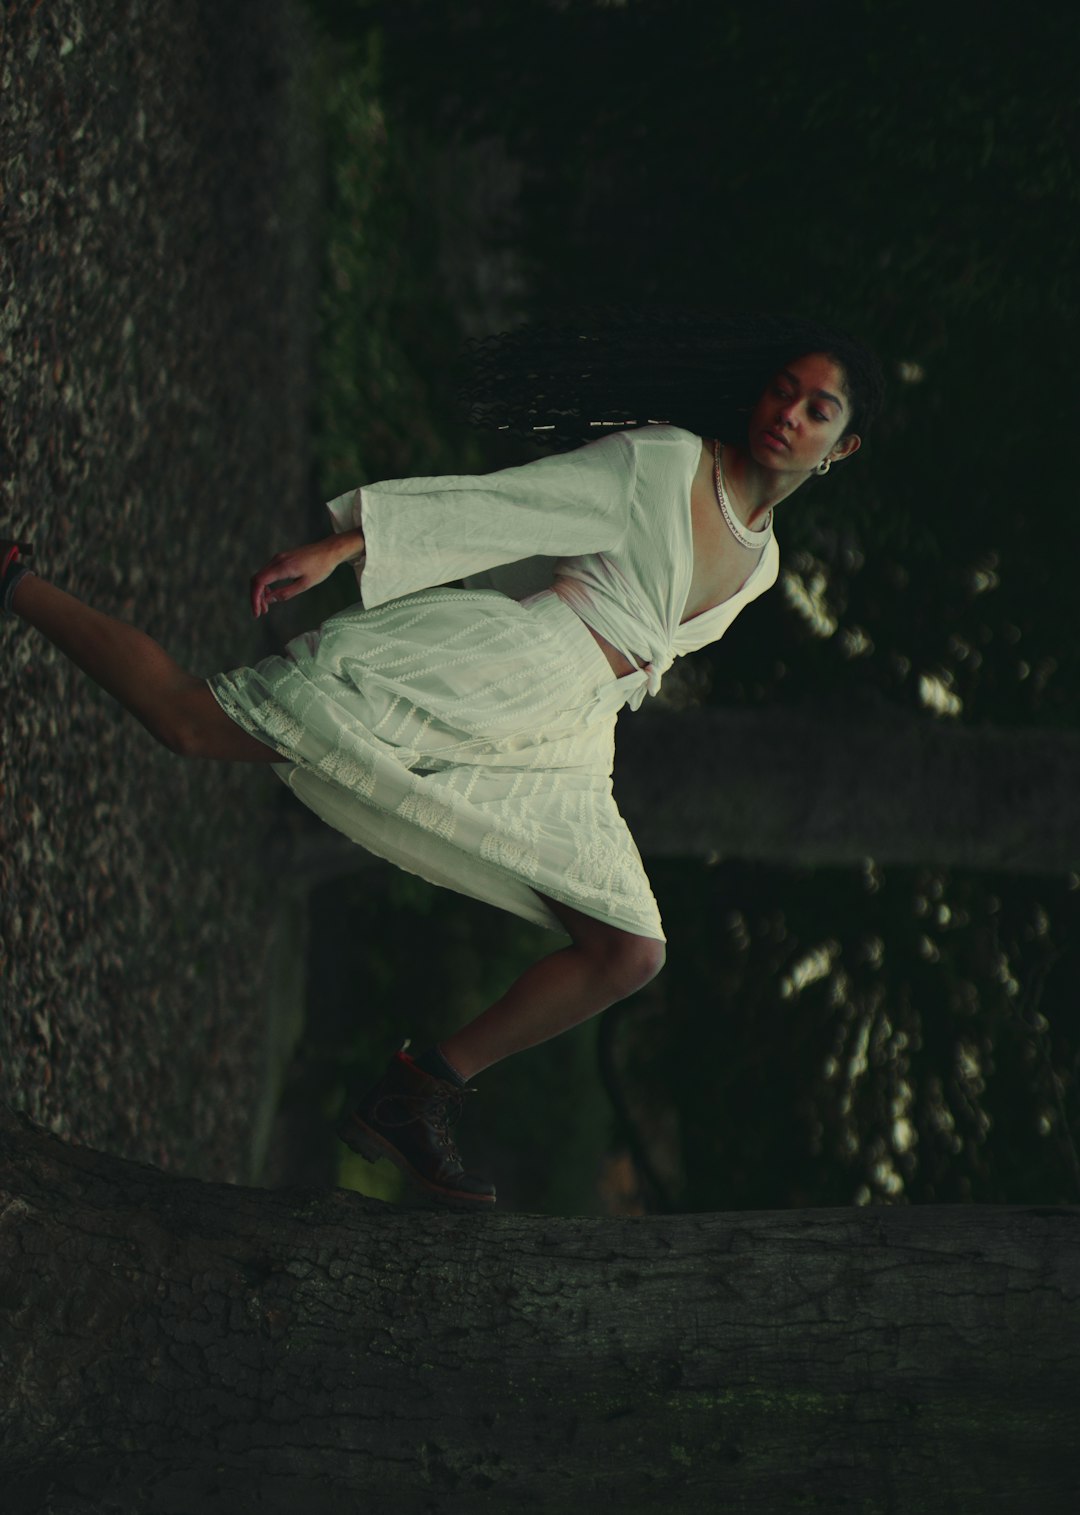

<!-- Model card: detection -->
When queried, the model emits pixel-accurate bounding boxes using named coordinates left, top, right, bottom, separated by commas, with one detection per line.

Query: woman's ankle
left=2, top=539, right=33, bottom=610
left=411, top=1044, right=470, bottom=1087
left=1, top=561, right=37, bottom=615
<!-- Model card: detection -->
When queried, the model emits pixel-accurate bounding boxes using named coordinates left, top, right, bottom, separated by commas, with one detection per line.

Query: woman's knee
left=142, top=680, right=207, bottom=757
left=537, top=891, right=666, bottom=995
left=144, top=684, right=220, bottom=758
left=612, top=934, right=666, bottom=994
left=581, top=926, right=666, bottom=998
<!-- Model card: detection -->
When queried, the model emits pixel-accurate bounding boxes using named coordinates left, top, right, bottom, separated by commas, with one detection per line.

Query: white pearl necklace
left=713, top=440, right=773, bottom=552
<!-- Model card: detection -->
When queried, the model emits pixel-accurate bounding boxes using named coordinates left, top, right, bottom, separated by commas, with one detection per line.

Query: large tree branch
left=268, top=710, right=1080, bottom=885
left=613, top=707, right=1080, bottom=872
left=2, top=1103, right=1077, bottom=1512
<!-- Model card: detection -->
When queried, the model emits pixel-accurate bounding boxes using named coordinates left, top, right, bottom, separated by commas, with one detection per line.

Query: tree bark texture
left=614, top=708, right=1080, bottom=873
left=2, top=1102, right=1077, bottom=1514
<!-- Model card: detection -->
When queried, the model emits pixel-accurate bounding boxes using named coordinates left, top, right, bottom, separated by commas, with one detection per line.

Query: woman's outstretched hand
left=250, top=538, right=343, bottom=618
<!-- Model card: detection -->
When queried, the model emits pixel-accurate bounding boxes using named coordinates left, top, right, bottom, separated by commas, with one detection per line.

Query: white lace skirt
left=206, top=587, right=665, bottom=941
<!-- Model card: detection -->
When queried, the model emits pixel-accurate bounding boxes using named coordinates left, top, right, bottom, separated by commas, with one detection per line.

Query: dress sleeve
left=324, top=431, right=636, bottom=609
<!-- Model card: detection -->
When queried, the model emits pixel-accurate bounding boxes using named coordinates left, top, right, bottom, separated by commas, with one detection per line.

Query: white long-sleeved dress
left=207, top=426, right=779, bottom=943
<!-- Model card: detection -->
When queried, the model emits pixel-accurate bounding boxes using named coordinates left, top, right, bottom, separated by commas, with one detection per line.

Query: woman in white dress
left=2, top=311, right=884, bottom=1210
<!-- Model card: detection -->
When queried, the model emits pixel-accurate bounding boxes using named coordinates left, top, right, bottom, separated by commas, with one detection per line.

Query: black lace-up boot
left=336, top=1047, right=497, bottom=1211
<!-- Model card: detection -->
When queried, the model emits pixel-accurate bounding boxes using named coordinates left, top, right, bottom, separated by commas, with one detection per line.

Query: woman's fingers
left=251, top=556, right=294, bottom=617
left=251, top=568, right=309, bottom=616
left=250, top=541, right=334, bottom=616
left=272, top=577, right=305, bottom=603
left=254, top=583, right=291, bottom=616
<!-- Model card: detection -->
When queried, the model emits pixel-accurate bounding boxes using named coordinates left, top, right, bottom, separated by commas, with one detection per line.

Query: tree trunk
left=614, top=707, right=1080, bottom=873
left=2, top=1103, right=1077, bottom=1513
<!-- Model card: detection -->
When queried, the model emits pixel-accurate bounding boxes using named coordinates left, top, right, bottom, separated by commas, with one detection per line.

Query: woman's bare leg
left=7, top=573, right=282, bottom=761
left=438, top=892, right=665, bottom=1080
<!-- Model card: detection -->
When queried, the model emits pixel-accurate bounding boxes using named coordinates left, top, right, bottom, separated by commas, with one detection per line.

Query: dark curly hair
left=458, top=308, right=885, bottom=451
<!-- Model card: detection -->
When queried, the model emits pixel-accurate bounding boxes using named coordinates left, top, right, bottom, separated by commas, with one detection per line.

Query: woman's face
left=746, top=352, right=861, bottom=474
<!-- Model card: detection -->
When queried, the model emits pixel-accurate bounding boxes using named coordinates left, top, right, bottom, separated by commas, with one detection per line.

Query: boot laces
left=374, top=1083, right=473, bottom=1156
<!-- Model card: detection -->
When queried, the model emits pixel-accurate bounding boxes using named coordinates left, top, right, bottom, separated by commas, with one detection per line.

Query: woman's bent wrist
left=332, top=527, right=365, bottom=565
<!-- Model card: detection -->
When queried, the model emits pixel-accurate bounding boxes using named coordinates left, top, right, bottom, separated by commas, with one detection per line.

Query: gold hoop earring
left=816, top=457, right=832, bottom=476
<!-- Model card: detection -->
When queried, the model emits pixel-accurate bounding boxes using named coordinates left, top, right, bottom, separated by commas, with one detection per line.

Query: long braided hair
left=458, top=308, right=885, bottom=452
